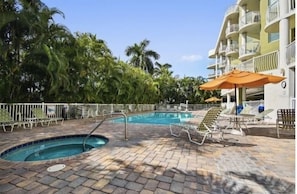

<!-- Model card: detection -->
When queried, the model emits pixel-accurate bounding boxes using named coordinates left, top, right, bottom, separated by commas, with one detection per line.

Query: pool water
left=0, top=135, right=108, bottom=162
left=113, top=112, right=193, bottom=125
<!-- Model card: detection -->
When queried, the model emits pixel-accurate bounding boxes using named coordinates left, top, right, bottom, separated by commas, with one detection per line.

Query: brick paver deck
left=0, top=117, right=295, bottom=193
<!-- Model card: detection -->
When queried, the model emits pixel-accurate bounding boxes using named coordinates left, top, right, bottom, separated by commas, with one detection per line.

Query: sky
left=42, top=0, right=236, bottom=78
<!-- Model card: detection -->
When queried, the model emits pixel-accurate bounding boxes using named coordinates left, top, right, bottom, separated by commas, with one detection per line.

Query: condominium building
left=207, top=0, right=295, bottom=120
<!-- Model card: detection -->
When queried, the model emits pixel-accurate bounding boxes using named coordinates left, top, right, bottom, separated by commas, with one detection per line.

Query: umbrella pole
left=235, top=84, right=237, bottom=115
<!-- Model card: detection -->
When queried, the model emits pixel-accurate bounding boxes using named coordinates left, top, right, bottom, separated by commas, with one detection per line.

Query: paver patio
left=0, top=117, right=295, bottom=193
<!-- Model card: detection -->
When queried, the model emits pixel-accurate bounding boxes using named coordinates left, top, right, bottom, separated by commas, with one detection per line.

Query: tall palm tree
left=154, top=62, right=173, bottom=78
left=125, top=39, right=160, bottom=74
left=21, top=2, right=73, bottom=101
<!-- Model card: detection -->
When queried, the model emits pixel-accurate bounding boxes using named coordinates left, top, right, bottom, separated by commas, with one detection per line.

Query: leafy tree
left=69, top=32, right=114, bottom=102
left=153, top=62, right=173, bottom=77
left=0, top=0, right=72, bottom=102
left=125, top=39, right=160, bottom=74
left=0, top=0, right=214, bottom=105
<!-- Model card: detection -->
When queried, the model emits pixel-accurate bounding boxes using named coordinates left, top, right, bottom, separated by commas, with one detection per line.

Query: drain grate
left=47, top=164, right=66, bottom=172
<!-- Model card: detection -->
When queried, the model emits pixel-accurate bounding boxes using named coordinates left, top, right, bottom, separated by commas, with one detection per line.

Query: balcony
left=286, top=41, right=295, bottom=65
left=265, top=0, right=279, bottom=33
left=254, top=51, right=278, bottom=72
left=239, top=42, right=260, bottom=61
left=226, top=43, right=239, bottom=57
left=207, top=62, right=216, bottom=70
left=265, top=0, right=295, bottom=32
left=225, top=24, right=239, bottom=38
left=231, top=58, right=254, bottom=72
left=219, top=45, right=227, bottom=54
left=208, top=49, right=216, bottom=58
left=207, top=73, right=216, bottom=80
left=225, top=5, right=239, bottom=19
left=219, top=60, right=227, bottom=69
left=239, top=11, right=261, bottom=34
left=223, top=51, right=279, bottom=74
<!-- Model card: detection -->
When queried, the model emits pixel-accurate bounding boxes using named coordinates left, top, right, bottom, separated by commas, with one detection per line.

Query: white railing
left=226, top=43, right=239, bottom=54
left=225, top=4, right=239, bottom=17
left=290, top=98, right=296, bottom=109
left=207, top=60, right=216, bottom=69
left=239, top=41, right=260, bottom=56
left=0, top=103, right=156, bottom=122
left=219, top=59, right=227, bottom=69
left=266, top=0, right=279, bottom=23
left=225, top=24, right=239, bottom=35
left=239, top=11, right=261, bottom=28
left=231, top=58, right=254, bottom=72
left=286, top=41, right=295, bottom=65
left=219, top=45, right=227, bottom=53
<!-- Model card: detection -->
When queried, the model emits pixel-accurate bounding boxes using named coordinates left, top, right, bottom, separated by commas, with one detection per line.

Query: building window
left=268, top=32, right=279, bottom=42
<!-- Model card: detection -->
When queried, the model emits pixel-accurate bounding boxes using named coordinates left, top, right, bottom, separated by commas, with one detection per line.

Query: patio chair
left=0, top=109, right=28, bottom=132
left=169, top=107, right=223, bottom=145
left=221, top=104, right=236, bottom=115
left=276, top=109, right=295, bottom=138
left=240, top=109, right=274, bottom=125
left=32, top=108, right=64, bottom=127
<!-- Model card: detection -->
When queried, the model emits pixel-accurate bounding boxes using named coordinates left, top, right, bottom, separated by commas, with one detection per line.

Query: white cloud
left=180, top=54, right=203, bottom=62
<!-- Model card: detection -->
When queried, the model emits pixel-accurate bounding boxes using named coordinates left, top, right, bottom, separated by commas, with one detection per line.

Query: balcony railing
left=239, top=42, right=260, bottom=57
left=208, top=73, right=216, bottom=79
left=291, top=97, right=296, bottom=109
left=219, top=45, right=227, bottom=54
left=239, top=11, right=261, bottom=29
left=225, top=24, right=239, bottom=36
left=266, top=0, right=279, bottom=23
left=219, top=60, right=227, bottom=69
left=225, top=5, right=239, bottom=18
left=286, top=41, right=295, bottom=65
left=226, top=43, right=239, bottom=54
left=254, top=51, right=278, bottom=72
left=207, top=61, right=216, bottom=69
left=227, top=51, right=279, bottom=73
left=230, top=58, right=254, bottom=72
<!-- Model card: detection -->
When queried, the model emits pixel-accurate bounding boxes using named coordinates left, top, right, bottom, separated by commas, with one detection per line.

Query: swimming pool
left=0, top=134, right=108, bottom=162
left=113, top=111, right=193, bottom=125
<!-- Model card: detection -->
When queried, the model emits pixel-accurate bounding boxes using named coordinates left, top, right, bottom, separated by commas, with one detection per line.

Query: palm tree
left=125, top=39, right=160, bottom=74
left=154, top=62, right=173, bottom=78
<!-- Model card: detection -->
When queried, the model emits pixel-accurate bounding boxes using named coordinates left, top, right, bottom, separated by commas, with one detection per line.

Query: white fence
left=0, top=103, right=156, bottom=122
left=1, top=100, right=272, bottom=129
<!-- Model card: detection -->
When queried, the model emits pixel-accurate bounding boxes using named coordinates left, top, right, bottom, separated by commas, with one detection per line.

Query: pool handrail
left=83, top=117, right=107, bottom=151
left=109, top=112, right=128, bottom=141
left=83, top=112, right=128, bottom=151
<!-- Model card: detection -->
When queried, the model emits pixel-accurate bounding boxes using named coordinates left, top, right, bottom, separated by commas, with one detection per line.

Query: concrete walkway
left=0, top=118, right=295, bottom=193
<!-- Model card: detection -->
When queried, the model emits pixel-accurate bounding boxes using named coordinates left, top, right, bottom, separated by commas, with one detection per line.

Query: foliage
left=125, top=39, right=160, bottom=75
left=0, top=0, right=217, bottom=104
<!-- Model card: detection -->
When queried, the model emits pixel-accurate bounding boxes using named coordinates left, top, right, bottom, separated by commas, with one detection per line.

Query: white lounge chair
left=0, top=109, right=29, bottom=132
left=169, top=107, right=223, bottom=145
left=240, top=108, right=274, bottom=124
left=32, top=108, right=64, bottom=126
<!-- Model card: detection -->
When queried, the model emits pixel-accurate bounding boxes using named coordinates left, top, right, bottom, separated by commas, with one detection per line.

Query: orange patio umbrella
left=199, top=69, right=285, bottom=114
left=205, top=96, right=222, bottom=103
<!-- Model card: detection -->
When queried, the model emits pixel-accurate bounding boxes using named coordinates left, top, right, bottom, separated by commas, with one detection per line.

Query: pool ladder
left=83, top=112, right=128, bottom=151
